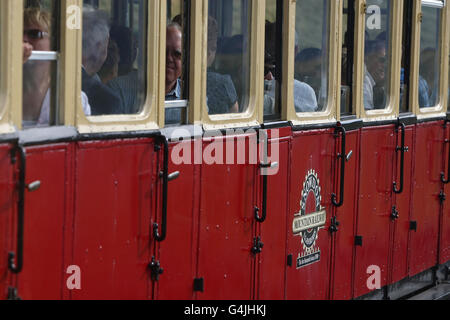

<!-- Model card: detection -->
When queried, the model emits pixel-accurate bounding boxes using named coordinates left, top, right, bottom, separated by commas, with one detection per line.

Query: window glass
left=207, top=0, right=251, bottom=116
left=264, top=0, right=280, bottom=119
left=400, top=1, right=413, bottom=113
left=419, top=1, right=443, bottom=108
left=363, top=0, right=391, bottom=111
left=341, top=0, right=354, bottom=115
left=294, top=0, right=329, bottom=113
left=165, top=0, right=189, bottom=126
left=22, top=0, right=61, bottom=127
left=84, top=0, right=147, bottom=116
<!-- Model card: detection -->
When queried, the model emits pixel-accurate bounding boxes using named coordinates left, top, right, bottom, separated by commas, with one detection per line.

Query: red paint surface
left=332, top=129, right=359, bottom=300
left=196, top=133, right=257, bottom=300
left=0, top=144, right=14, bottom=299
left=354, top=126, right=395, bottom=298
left=16, top=144, right=71, bottom=300
left=257, top=130, right=291, bottom=300
left=441, top=124, right=450, bottom=264
left=390, top=126, right=414, bottom=284
left=285, top=129, right=334, bottom=300
left=72, top=139, right=155, bottom=300
left=409, top=122, right=442, bottom=276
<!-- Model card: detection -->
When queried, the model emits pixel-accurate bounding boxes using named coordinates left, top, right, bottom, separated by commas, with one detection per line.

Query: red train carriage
left=0, top=0, right=449, bottom=300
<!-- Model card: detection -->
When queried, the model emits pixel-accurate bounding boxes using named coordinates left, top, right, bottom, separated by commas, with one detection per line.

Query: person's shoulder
left=294, top=79, right=315, bottom=94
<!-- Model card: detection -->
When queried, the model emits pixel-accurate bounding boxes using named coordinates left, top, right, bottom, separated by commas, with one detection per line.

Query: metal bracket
left=7, top=287, right=21, bottom=300
left=410, top=221, right=418, bottom=232
left=439, top=190, right=446, bottom=204
left=193, top=278, right=204, bottom=293
left=355, top=236, right=363, bottom=247
left=251, top=236, right=264, bottom=255
left=329, top=216, right=340, bottom=234
left=391, top=206, right=400, bottom=221
left=149, top=257, right=164, bottom=282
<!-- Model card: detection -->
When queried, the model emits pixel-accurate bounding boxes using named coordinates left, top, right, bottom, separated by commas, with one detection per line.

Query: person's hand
left=23, top=43, right=33, bottom=64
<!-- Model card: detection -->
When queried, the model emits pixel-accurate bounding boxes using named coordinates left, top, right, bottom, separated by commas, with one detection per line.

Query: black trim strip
left=398, top=113, right=417, bottom=126
left=362, top=118, right=398, bottom=127
left=261, top=121, right=290, bottom=129
left=416, top=116, right=446, bottom=124
left=291, top=121, right=337, bottom=132
left=340, top=118, right=363, bottom=131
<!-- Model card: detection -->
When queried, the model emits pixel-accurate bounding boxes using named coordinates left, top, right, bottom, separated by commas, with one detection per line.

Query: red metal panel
left=286, top=129, right=334, bottom=300
left=409, top=122, right=442, bottom=276
left=332, top=129, right=360, bottom=300
left=391, top=126, right=414, bottom=284
left=196, top=133, right=257, bottom=300
left=441, top=124, right=450, bottom=265
left=257, top=129, right=291, bottom=300
left=0, top=144, right=14, bottom=299
left=155, top=141, right=199, bottom=300
left=16, top=144, right=71, bottom=300
left=354, top=126, right=395, bottom=298
left=72, top=139, right=155, bottom=300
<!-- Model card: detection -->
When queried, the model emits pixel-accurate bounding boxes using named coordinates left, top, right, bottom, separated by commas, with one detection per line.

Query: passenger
left=295, top=48, right=322, bottom=101
left=22, top=7, right=91, bottom=127
left=263, top=22, right=317, bottom=114
left=206, top=16, right=239, bottom=115
left=82, top=6, right=122, bottom=115
left=107, top=22, right=184, bottom=120
left=215, top=34, right=245, bottom=109
left=98, top=39, right=120, bottom=84
left=363, top=39, right=387, bottom=110
left=109, top=25, right=138, bottom=77
left=420, top=48, right=438, bottom=106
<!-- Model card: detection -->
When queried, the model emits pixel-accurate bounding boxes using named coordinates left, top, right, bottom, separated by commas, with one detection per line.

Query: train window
left=341, top=0, right=354, bottom=116
left=293, top=0, right=329, bottom=113
left=207, top=0, right=251, bottom=117
left=418, top=0, right=444, bottom=109
left=264, top=0, right=281, bottom=119
left=22, top=0, right=62, bottom=128
left=165, top=0, right=189, bottom=126
left=363, top=0, right=391, bottom=111
left=85, top=0, right=147, bottom=116
left=400, top=1, right=413, bottom=113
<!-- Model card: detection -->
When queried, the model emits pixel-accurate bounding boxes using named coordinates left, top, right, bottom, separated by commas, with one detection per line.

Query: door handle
left=441, top=120, right=450, bottom=184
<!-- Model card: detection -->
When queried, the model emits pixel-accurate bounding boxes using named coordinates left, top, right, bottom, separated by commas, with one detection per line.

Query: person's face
left=23, top=22, right=51, bottom=52
left=166, top=27, right=182, bottom=85
left=296, top=58, right=321, bottom=88
left=367, top=47, right=386, bottom=84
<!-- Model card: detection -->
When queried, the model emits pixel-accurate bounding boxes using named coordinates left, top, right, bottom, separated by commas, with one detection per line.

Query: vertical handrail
left=393, top=122, right=408, bottom=193
left=8, top=146, right=26, bottom=274
left=153, top=136, right=169, bottom=242
left=332, top=125, right=346, bottom=208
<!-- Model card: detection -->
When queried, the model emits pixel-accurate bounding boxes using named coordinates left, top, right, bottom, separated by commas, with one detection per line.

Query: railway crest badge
left=292, top=170, right=326, bottom=269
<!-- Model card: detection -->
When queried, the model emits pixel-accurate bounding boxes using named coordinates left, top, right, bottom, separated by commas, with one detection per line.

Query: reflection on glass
left=363, top=0, right=390, bottom=110
left=207, top=0, right=251, bottom=116
left=293, top=0, right=328, bottom=113
left=419, top=4, right=441, bottom=108
left=22, top=2, right=65, bottom=127
left=84, top=0, right=147, bottom=116
left=341, top=0, right=353, bottom=115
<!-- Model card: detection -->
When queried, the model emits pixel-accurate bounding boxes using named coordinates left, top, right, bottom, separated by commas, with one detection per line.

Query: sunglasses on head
left=24, top=29, right=49, bottom=40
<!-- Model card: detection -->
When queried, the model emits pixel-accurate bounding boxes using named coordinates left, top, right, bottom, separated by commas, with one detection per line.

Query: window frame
left=356, top=0, right=403, bottom=122
left=412, top=0, right=449, bottom=119
left=197, top=0, right=264, bottom=131
left=76, top=0, right=164, bottom=133
left=285, top=0, right=341, bottom=125
left=0, top=0, right=22, bottom=134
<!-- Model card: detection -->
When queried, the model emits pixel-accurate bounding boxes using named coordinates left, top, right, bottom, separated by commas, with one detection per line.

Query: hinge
left=329, top=216, right=340, bottom=234
left=355, top=236, right=363, bottom=247
left=193, top=278, right=204, bottom=293
left=390, top=206, right=400, bottom=221
left=251, top=236, right=264, bottom=255
left=149, top=257, right=164, bottom=282
left=410, top=221, right=418, bottom=232
left=7, top=287, right=21, bottom=300
left=287, top=254, right=293, bottom=267
left=439, top=190, right=446, bottom=204
left=361, top=3, right=367, bottom=14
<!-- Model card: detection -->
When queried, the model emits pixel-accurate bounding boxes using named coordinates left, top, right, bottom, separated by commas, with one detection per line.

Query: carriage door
left=0, top=141, right=16, bottom=299
left=409, top=0, right=446, bottom=277
left=283, top=0, right=337, bottom=300
left=352, top=0, right=401, bottom=298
